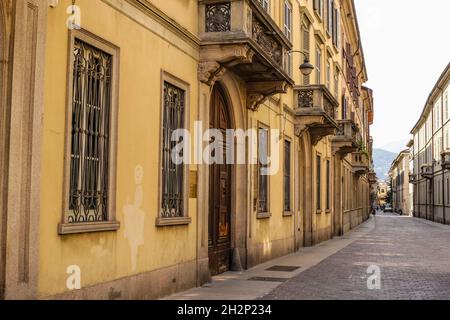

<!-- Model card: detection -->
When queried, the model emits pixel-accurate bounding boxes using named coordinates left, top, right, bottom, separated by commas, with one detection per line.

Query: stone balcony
left=441, top=150, right=450, bottom=169
left=351, top=152, right=369, bottom=176
left=368, top=171, right=377, bottom=184
left=198, top=0, right=293, bottom=110
left=331, top=120, right=360, bottom=156
left=420, top=164, right=433, bottom=179
left=293, top=85, right=339, bottom=145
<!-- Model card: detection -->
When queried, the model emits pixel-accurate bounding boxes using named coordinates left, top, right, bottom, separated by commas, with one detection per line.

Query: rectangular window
left=157, top=73, right=191, bottom=226
left=314, top=0, right=324, bottom=18
left=326, top=61, right=331, bottom=89
left=258, top=126, right=269, bottom=214
left=258, top=0, right=270, bottom=12
left=434, top=98, right=442, bottom=132
left=447, top=178, right=449, bottom=205
left=60, top=30, right=120, bottom=234
left=284, top=140, right=291, bottom=212
left=327, top=0, right=333, bottom=34
left=342, top=95, right=347, bottom=120
left=444, top=87, right=449, bottom=122
left=316, top=47, right=322, bottom=84
left=161, top=81, right=186, bottom=219
left=285, top=52, right=292, bottom=77
left=316, top=155, right=322, bottom=211
left=334, top=8, right=340, bottom=48
left=283, top=1, right=292, bottom=41
left=334, top=69, right=339, bottom=98
left=302, top=26, right=311, bottom=85
left=326, top=159, right=330, bottom=211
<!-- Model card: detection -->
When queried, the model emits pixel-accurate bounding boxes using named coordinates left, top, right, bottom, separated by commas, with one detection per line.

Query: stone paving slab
left=166, top=217, right=375, bottom=300
left=263, top=212, right=450, bottom=300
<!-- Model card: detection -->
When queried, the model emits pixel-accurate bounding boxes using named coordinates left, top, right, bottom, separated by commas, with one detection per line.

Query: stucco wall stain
left=123, top=165, right=145, bottom=271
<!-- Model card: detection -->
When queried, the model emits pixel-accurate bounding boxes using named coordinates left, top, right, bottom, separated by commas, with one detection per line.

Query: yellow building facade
left=0, top=0, right=374, bottom=299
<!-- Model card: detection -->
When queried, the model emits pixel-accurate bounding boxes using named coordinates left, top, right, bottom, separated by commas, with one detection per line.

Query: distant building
left=377, top=181, right=389, bottom=206
left=410, top=62, right=450, bottom=224
left=389, top=150, right=412, bottom=215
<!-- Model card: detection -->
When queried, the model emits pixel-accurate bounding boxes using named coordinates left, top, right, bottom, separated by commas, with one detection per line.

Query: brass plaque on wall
left=189, top=170, right=198, bottom=198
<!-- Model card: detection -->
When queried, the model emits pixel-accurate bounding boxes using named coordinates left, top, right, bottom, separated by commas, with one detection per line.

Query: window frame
left=316, top=46, right=322, bottom=85
left=283, top=137, right=292, bottom=216
left=316, top=153, right=322, bottom=213
left=326, top=60, right=331, bottom=89
left=59, top=29, right=120, bottom=235
left=258, top=0, right=270, bottom=12
left=326, top=158, right=331, bottom=212
left=283, top=0, right=292, bottom=41
left=302, top=23, right=311, bottom=85
left=156, top=71, right=192, bottom=227
left=257, top=123, right=271, bottom=219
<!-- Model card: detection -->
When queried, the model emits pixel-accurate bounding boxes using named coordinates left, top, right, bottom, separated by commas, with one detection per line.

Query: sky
left=354, top=0, right=450, bottom=153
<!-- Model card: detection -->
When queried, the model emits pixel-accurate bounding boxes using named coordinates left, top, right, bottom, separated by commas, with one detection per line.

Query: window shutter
left=336, top=9, right=340, bottom=48
left=303, top=26, right=310, bottom=85
left=314, top=0, right=319, bottom=11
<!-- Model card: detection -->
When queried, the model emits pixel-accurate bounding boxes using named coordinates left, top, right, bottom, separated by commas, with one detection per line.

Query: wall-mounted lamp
left=288, top=50, right=314, bottom=76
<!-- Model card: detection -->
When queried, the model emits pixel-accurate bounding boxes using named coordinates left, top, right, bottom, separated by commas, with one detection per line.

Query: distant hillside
left=373, top=148, right=397, bottom=181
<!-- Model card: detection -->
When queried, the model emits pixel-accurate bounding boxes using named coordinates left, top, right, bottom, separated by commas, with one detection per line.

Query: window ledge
left=283, top=211, right=293, bottom=217
left=325, top=209, right=331, bottom=214
left=316, top=209, right=322, bottom=214
left=156, top=216, right=192, bottom=227
left=257, top=212, right=272, bottom=219
left=58, top=221, right=120, bottom=235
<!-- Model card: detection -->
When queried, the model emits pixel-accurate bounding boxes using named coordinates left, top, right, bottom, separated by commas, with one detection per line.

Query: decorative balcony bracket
left=420, top=164, right=433, bottom=180
left=198, top=61, right=227, bottom=86
left=441, top=150, right=450, bottom=170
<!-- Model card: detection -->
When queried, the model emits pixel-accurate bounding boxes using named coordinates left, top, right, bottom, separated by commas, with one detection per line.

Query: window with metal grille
left=326, top=159, right=330, bottom=210
left=68, top=38, right=112, bottom=223
left=161, top=82, right=185, bottom=218
left=258, top=126, right=269, bottom=213
left=284, top=140, right=291, bottom=212
left=316, top=155, right=321, bottom=211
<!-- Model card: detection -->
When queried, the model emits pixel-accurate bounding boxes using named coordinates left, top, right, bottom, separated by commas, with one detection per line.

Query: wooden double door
left=208, top=84, right=232, bottom=276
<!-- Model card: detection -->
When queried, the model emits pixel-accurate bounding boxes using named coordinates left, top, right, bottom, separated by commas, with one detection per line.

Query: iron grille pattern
left=298, top=89, right=313, bottom=108
left=205, top=3, right=231, bottom=32
left=161, top=82, right=185, bottom=218
left=258, top=127, right=269, bottom=213
left=284, top=140, right=291, bottom=212
left=69, top=39, right=112, bottom=223
left=252, top=16, right=282, bottom=65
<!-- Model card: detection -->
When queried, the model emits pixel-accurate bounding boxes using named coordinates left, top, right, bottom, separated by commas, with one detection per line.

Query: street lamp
left=288, top=50, right=314, bottom=76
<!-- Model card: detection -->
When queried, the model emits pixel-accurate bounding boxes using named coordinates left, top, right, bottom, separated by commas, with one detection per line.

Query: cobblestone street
left=263, top=212, right=450, bottom=300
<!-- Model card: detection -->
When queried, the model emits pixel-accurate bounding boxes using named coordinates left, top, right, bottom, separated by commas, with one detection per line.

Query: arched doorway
left=208, top=83, right=233, bottom=275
